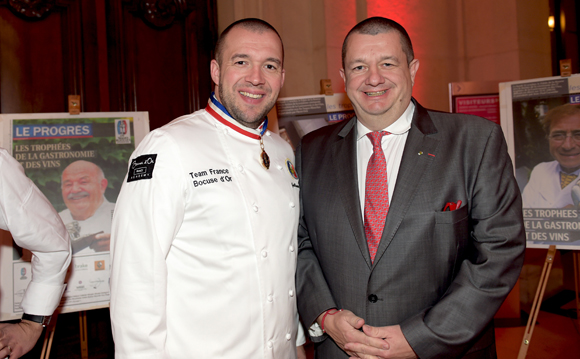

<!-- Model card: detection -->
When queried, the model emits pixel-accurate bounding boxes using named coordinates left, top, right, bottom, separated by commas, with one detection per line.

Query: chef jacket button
left=277, top=165, right=283, bottom=170
left=253, top=205, right=259, bottom=212
left=368, top=294, right=378, bottom=303
left=286, top=333, right=292, bottom=340
left=237, top=164, right=244, bottom=172
left=289, top=245, right=294, bottom=252
left=223, top=128, right=229, bottom=134
left=267, top=341, right=273, bottom=349
left=289, top=290, right=294, bottom=297
left=266, top=132, right=271, bottom=136
left=267, top=295, right=273, bottom=302
left=289, top=202, right=295, bottom=208
left=261, top=250, right=268, bottom=258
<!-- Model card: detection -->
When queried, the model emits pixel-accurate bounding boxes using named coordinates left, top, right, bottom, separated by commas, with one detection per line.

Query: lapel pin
left=418, top=151, right=423, bottom=155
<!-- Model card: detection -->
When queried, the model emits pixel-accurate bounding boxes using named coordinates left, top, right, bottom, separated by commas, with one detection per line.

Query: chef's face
left=61, top=161, right=107, bottom=221
left=549, top=114, right=580, bottom=173
left=340, top=31, right=419, bottom=131
left=211, top=27, right=285, bottom=129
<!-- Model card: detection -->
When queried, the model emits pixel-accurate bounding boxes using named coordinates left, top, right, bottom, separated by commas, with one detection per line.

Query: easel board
left=500, top=74, right=580, bottom=250
left=0, top=112, right=149, bottom=320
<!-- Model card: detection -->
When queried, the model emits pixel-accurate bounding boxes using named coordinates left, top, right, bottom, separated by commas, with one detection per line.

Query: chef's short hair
left=342, top=17, right=414, bottom=68
left=214, top=18, right=284, bottom=67
left=541, top=104, right=580, bottom=134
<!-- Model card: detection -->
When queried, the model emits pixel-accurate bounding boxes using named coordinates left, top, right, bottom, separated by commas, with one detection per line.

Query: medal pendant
left=260, top=150, right=270, bottom=169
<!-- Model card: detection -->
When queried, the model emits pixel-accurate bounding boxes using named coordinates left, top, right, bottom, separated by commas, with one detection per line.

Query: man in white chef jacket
left=110, top=18, right=306, bottom=359
left=0, top=148, right=71, bottom=359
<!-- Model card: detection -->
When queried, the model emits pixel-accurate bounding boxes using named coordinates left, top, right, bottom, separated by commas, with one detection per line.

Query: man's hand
left=0, top=320, right=44, bottom=359
left=319, top=309, right=389, bottom=358
left=90, top=233, right=111, bottom=252
left=344, top=324, right=416, bottom=359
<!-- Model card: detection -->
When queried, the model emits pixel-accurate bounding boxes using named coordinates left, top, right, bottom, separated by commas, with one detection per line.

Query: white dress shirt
left=0, top=148, right=71, bottom=315
left=356, top=102, right=415, bottom=213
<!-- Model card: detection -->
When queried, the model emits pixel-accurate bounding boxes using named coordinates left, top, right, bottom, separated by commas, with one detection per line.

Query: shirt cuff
left=308, top=322, right=324, bottom=338
left=21, top=281, right=66, bottom=315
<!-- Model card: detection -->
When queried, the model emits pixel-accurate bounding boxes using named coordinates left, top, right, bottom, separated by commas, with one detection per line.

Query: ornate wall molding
left=141, top=0, right=189, bottom=28
left=123, top=0, right=194, bottom=28
left=6, top=0, right=55, bottom=19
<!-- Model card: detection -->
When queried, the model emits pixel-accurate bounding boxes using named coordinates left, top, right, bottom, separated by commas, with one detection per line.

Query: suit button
left=368, top=294, right=378, bottom=303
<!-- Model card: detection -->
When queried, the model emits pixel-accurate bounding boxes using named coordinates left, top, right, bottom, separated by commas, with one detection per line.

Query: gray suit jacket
left=295, top=100, right=526, bottom=359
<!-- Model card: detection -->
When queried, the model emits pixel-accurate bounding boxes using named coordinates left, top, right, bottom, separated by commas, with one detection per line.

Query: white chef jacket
left=522, top=160, right=580, bottom=208
left=0, top=148, right=71, bottom=315
left=110, top=98, right=304, bottom=359
left=59, top=198, right=115, bottom=255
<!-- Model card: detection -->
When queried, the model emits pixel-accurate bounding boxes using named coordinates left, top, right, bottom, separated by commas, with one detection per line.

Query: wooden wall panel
left=0, top=0, right=217, bottom=130
left=0, top=2, right=83, bottom=113
left=107, top=0, right=217, bottom=130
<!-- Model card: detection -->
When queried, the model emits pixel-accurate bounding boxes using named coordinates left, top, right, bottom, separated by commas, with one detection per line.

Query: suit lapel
left=331, top=119, right=373, bottom=268
left=373, top=101, right=440, bottom=266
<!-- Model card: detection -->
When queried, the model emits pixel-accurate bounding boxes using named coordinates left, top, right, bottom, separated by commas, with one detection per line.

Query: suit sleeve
left=0, top=150, right=71, bottom=316
left=295, top=144, right=338, bottom=342
left=110, top=131, right=185, bottom=359
left=401, top=125, right=526, bottom=358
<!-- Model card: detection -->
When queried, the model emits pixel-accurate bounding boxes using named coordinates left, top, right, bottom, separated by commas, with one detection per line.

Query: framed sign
left=449, top=81, right=502, bottom=125
left=0, top=112, right=149, bottom=320
left=500, top=75, right=580, bottom=250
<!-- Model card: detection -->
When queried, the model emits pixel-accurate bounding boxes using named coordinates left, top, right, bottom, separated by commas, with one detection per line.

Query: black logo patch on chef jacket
left=127, top=154, right=157, bottom=182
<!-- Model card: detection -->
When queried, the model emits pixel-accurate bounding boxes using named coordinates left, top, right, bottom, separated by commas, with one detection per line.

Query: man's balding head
left=61, top=161, right=107, bottom=221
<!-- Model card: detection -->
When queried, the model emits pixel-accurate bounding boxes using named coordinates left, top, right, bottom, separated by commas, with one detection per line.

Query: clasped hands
left=319, top=309, right=417, bottom=359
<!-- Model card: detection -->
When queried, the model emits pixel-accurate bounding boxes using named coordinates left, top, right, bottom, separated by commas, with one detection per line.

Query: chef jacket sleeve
left=0, top=149, right=71, bottom=316
left=110, top=131, right=185, bottom=359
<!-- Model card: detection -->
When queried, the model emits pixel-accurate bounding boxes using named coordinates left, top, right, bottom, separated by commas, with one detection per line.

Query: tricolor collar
left=206, top=93, right=268, bottom=140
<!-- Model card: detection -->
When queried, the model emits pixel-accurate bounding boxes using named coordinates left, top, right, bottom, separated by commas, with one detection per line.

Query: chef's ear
left=210, top=59, right=220, bottom=86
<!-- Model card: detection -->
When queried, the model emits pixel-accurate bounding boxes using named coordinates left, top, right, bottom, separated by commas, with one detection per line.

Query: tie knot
left=367, top=131, right=388, bottom=148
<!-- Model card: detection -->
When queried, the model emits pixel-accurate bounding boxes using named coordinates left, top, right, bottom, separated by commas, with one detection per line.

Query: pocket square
left=443, top=200, right=462, bottom=211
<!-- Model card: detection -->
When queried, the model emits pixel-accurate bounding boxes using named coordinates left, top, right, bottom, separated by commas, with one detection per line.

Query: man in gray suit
left=296, top=17, right=525, bottom=359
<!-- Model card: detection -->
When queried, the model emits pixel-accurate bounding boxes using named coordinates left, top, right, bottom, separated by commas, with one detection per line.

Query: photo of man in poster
left=522, top=104, right=580, bottom=208
left=58, top=160, right=115, bottom=255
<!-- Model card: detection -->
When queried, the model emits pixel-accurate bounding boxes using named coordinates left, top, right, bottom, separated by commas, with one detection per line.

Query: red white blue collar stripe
left=206, top=93, right=268, bottom=140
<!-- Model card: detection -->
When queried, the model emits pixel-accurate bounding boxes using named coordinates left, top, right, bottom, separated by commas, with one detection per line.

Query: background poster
left=0, top=112, right=149, bottom=320
left=449, top=81, right=503, bottom=125
left=500, top=75, right=580, bottom=250
left=275, top=93, right=354, bottom=149
left=454, top=95, right=500, bottom=125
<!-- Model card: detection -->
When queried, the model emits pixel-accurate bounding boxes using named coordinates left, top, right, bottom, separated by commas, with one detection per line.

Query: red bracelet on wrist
left=320, top=308, right=343, bottom=333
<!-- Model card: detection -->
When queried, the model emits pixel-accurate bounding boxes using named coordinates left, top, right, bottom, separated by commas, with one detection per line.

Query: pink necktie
left=364, top=131, right=389, bottom=263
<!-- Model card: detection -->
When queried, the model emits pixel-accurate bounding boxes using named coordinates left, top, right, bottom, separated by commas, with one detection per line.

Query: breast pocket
left=434, top=205, right=469, bottom=240
left=435, top=205, right=468, bottom=224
